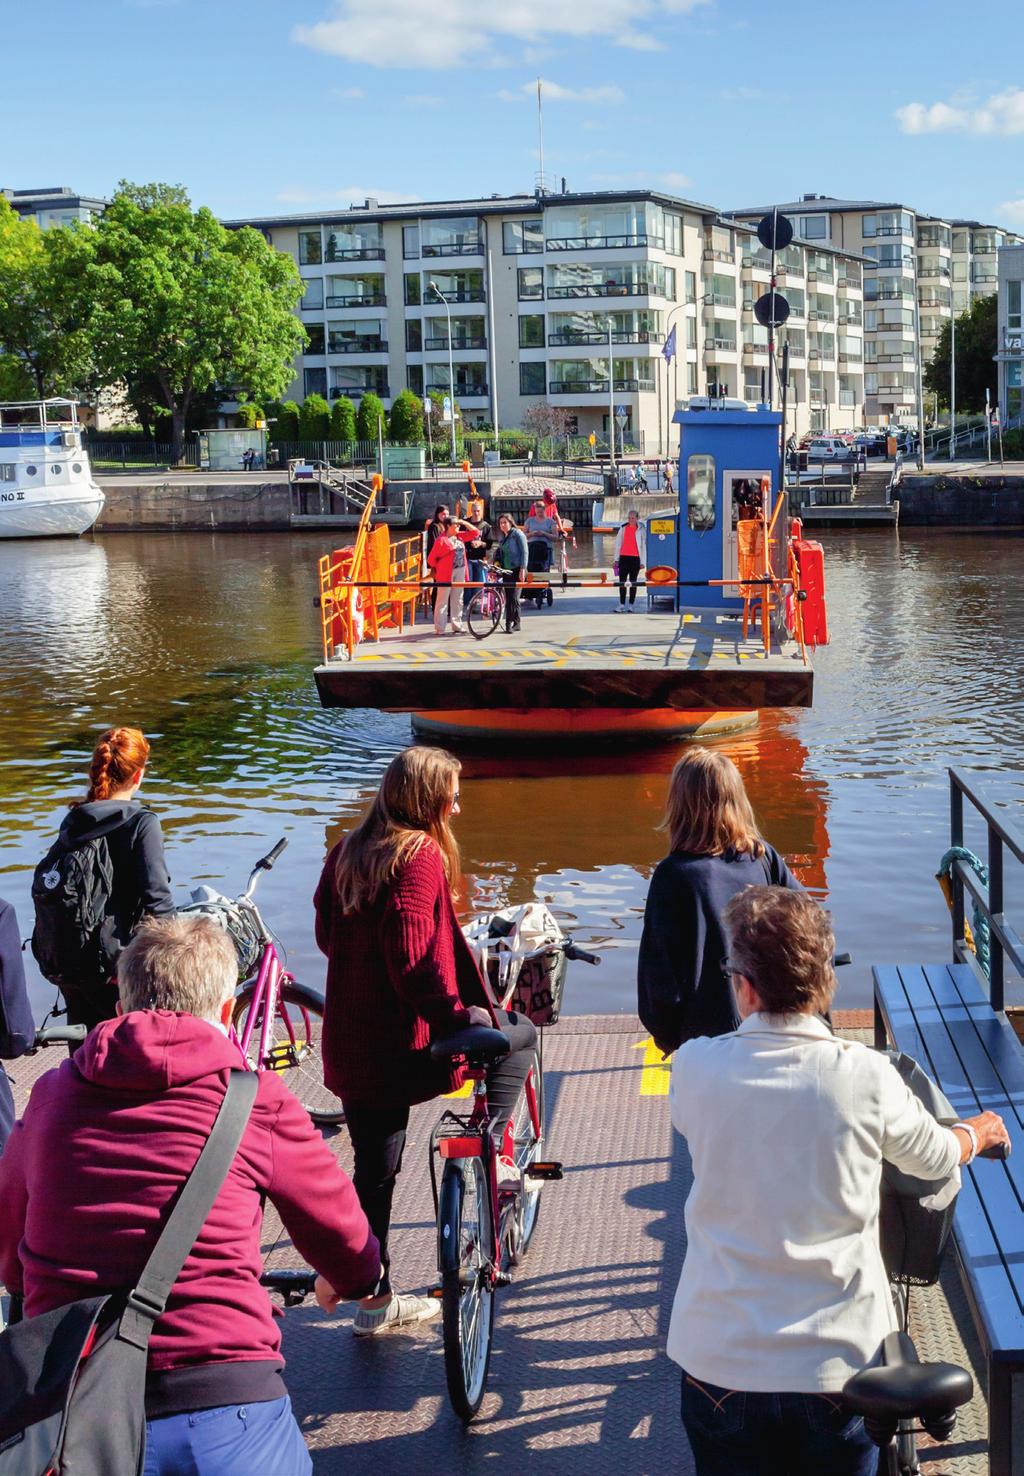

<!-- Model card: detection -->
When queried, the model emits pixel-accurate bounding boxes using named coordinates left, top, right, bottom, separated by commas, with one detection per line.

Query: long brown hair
left=333, top=746, right=461, bottom=912
left=74, top=727, right=151, bottom=806
left=658, top=746, right=765, bottom=858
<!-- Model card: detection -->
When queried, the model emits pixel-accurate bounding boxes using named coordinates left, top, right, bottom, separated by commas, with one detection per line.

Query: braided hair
left=78, top=727, right=151, bottom=804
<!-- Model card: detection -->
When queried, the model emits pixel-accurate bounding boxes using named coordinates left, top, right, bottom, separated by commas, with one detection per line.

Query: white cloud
left=293, top=0, right=710, bottom=71
left=331, top=85, right=365, bottom=99
left=896, top=87, right=1024, bottom=136
left=402, top=92, right=444, bottom=108
left=998, top=198, right=1024, bottom=225
left=499, top=78, right=625, bottom=104
left=277, top=186, right=415, bottom=206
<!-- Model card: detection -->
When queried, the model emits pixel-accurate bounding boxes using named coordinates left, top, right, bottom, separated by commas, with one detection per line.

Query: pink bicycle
left=182, top=839, right=344, bottom=1125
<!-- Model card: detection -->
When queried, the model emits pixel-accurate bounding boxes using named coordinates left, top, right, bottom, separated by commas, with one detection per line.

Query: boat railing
left=0, top=399, right=80, bottom=433
left=948, top=767, right=1024, bottom=1010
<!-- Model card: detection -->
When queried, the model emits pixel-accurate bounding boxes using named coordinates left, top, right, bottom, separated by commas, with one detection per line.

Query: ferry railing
left=948, top=767, right=1024, bottom=1010
left=317, top=475, right=383, bottom=662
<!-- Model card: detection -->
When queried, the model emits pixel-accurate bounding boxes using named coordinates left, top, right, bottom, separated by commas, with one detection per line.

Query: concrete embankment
left=95, top=475, right=293, bottom=531
left=896, top=471, right=1024, bottom=526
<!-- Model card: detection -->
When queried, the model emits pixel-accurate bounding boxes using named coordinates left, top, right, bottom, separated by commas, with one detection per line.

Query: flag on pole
left=662, top=325, right=677, bottom=363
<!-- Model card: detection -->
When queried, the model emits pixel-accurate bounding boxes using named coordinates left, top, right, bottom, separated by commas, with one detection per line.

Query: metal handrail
left=948, top=767, right=1024, bottom=1009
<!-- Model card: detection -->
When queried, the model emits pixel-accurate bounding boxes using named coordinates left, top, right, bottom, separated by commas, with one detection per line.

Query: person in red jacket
left=427, top=516, right=476, bottom=635
left=0, top=913, right=380, bottom=1476
left=315, top=745, right=537, bottom=1337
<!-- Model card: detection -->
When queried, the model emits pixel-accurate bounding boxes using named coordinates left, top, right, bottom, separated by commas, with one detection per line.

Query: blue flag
left=662, top=325, right=677, bottom=363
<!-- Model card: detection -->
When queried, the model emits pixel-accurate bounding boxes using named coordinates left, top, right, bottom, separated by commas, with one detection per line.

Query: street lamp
left=429, top=280, right=458, bottom=464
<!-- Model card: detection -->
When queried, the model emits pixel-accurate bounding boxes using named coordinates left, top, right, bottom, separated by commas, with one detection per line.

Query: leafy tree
left=330, top=395, right=357, bottom=441
left=0, top=197, right=97, bottom=397
left=81, top=181, right=305, bottom=459
left=356, top=392, right=387, bottom=443
left=0, top=352, right=34, bottom=399
left=388, top=388, right=424, bottom=444
left=276, top=400, right=301, bottom=440
left=924, top=294, right=998, bottom=415
left=236, top=402, right=264, bottom=429
left=298, top=392, right=330, bottom=440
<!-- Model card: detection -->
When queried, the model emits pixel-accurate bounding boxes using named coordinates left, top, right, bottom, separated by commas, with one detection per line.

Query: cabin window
left=25, top=465, right=37, bottom=476
left=687, top=454, right=716, bottom=530
left=0, top=464, right=14, bottom=482
left=50, top=463, right=63, bottom=473
left=72, top=463, right=83, bottom=474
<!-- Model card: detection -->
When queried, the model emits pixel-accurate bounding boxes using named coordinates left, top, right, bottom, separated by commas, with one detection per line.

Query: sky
left=3, top=0, right=1023, bottom=227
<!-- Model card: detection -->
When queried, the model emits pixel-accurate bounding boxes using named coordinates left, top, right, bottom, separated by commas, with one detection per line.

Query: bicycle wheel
left=467, top=587, right=501, bottom=640
left=232, top=980, right=345, bottom=1126
left=509, top=1050, right=544, bottom=1262
left=439, top=1156, right=495, bottom=1421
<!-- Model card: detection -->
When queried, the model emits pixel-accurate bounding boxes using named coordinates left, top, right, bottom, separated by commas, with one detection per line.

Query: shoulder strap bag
left=0, top=1068, right=259, bottom=1476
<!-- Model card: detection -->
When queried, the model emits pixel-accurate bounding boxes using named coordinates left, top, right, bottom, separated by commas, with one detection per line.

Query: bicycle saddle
left=430, top=1026, right=510, bottom=1066
left=843, top=1333, right=973, bottom=1420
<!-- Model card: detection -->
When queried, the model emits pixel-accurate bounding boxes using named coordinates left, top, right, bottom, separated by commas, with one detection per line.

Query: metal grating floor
left=7, top=1016, right=990, bottom=1473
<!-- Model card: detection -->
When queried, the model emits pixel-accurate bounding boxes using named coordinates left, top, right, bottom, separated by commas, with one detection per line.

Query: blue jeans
left=143, top=1395, right=312, bottom=1476
left=680, top=1371, right=879, bottom=1476
left=464, top=558, right=484, bottom=611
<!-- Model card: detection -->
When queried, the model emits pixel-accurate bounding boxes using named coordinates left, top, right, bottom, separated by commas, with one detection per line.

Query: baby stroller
left=524, top=538, right=555, bottom=608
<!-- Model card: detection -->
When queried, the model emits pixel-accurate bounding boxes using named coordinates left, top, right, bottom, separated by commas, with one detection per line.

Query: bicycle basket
left=463, top=903, right=567, bottom=1026
left=179, top=888, right=264, bottom=979
left=878, top=1049, right=961, bottom=1287
left=509, top=948, right=567, bottom=1027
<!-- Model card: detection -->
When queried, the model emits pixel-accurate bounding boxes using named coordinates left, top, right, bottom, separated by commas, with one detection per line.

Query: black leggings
left=501, top=567, right=523, bottom=631
left=343, top=1010, right=537, bottom=1293
left=619, top=553, right=641, bottom=605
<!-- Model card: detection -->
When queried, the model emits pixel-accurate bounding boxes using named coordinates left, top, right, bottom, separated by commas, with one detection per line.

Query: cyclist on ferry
left=30, top=727, right=174, bottom=1032
left=668, top=886, right=1009, bottom=1476
left=314, top=746, right=537, bottom=1337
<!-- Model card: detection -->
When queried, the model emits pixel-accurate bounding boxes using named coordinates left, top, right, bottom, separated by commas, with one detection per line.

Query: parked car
left=805, top=436, right=855, bottom=461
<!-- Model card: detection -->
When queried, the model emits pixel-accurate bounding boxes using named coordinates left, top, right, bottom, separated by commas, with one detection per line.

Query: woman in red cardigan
left=315, top=745, right=537, bottom=1337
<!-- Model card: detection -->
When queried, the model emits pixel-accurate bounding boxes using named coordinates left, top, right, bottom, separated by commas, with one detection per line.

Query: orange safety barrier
left=793, top=539, right=829, bottom=648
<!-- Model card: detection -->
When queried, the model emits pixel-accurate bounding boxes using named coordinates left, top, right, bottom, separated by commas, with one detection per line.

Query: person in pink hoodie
left=0, top=913, right=380, bottom=1476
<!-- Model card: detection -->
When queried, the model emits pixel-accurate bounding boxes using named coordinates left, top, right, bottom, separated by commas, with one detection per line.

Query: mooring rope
left=936, top=847, right=990, bottom=979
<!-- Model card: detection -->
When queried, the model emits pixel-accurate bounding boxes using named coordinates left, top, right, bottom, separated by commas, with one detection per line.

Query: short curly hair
left=723, top=886, right=836, bottom=1017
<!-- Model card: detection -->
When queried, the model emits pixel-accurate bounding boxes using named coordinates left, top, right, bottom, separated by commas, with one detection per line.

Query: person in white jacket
left=612, top=510, right=647, bottom=612
left=669, top=885, right=1008, bottom=1476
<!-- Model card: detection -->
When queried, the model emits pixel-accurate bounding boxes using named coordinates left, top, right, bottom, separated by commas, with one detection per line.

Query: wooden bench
left=873, top=962, right=1024, bottom=1476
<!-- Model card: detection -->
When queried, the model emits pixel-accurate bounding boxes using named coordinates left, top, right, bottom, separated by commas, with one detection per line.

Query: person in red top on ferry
left=315, top=745, right=537, bottom=1337
left=612, top=508, right=647, bottom=611
left=427, top=517, right=476, bottom=636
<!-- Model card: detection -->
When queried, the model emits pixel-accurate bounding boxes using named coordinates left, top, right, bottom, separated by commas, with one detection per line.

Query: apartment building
left=2, top=185, right=108, bottom=228
left=227, top=188, right=866, bottom=448
left=996, top=243, right=1024, bottom=422
left=730, top=195, right=1022, bottom=424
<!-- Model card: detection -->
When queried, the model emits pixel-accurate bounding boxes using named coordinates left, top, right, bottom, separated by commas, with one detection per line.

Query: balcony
left=547, top=329, right=665, bottom=346
left=918, top=268, right=950, bottom=279
left=426, top=381, right=488, bottom=399
left=324, top=246, right=385, bottom=262
left=742, top=342, right=769, bottom=356
left=329, top=384, right=389, bottom=401
left=838, top=351, right=862, bottom=364
left=808, top=309, right=833, bottom=321
left=430, top=288, right=486, bottom=304
left=872, top=225, right=912, bottom=238
left=423, top=335, right=486, bottom=350
left=873, top=288, right=913, bottom=301
left=422, top=241, right=484, bottom=257
left=325, top=293, right=386, bottom=308
left=741, top=256, right=771, bottom=273
left=702, top=248, right=735, bottom=264
left=972, top=272, right=998, bottom=285
left=545, top=233, right=665, bottom=252
left=838, top=312, right=862, bottom=325
left=328, top=336, right=387, bottom=354
left=546, top=283, right=658, bottom=299
left=549, top=377, right=655, bottom=394
left=876, top=352, right=916, bottom=365
left=706, top=338, right=737, bottom=353
left=918, top=295, right=949, bottom=308
left=837, top=277, right=861, bottom=291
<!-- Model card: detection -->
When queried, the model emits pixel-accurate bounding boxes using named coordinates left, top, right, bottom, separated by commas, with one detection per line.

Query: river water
left=1, top=528, right=1022, bottom=1018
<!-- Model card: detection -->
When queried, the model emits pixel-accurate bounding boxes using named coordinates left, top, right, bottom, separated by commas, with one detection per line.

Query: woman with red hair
left=32, top=726, right=174, bottom=1030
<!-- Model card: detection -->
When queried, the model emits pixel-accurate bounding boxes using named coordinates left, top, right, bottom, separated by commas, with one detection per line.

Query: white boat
left=0, top=399, right=105, bottom=538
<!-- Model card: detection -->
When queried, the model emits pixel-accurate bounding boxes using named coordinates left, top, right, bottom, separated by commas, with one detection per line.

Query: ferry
left=0, top=399, right=105, bottom=538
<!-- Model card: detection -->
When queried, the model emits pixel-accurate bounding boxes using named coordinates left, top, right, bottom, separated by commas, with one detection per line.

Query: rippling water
left=1, top=528, right=1021, bottom=1016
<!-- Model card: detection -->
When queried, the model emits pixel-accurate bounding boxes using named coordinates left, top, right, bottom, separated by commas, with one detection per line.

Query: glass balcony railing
left=546, top=233, right=665, bottom=251
left=425, top=380, right=489, bottom=397
left=548, top=376, right=656, bottom=394
left=547, top=329, right=665, bottom=345
left=422, top=241, right=484, bottom=257
left=324, top=245, right=385, bottom=262
left=423, top=335, right=487, bottom=350
left=325, top=293, right=386, bottom=308
left=327, top=335, right=387, bottom=354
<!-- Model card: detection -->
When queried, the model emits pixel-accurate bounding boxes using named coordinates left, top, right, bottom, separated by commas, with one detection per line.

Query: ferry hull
left=409, top=707, right=759, bottom=745
left=0, top=489, right=105, bottom=538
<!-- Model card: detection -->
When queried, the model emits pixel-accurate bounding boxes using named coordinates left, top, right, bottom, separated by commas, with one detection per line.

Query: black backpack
left=31, top=833, right=117, bottom=989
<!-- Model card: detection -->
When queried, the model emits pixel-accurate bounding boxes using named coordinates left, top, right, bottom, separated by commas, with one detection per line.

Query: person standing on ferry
left=612, top=508, right=646, bottom=612
left=494, top=514, right=528, bottom=633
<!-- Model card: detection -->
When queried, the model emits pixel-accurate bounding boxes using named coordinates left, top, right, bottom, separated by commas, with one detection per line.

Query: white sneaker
left=616, top=605, right=625, bottom=613
left=497, top=1154, right=520, bottom=1191
left=352, top=1293, right=441, bottom=1337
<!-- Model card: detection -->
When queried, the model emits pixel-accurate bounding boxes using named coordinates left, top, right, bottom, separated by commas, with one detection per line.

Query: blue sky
left=4, top=0, right=1023, bottom=227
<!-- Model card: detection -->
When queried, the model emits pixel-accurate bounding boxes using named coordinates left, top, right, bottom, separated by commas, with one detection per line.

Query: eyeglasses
left=451, top=791, right=461, bottom=805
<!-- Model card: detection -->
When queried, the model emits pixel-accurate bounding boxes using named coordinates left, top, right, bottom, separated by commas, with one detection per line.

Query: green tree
left=330, top=395, right=357, bottom=441
left=356, top=392, right=387, bottom=444
left=924, top=294, right=998, bottom=415
left=0, top=197, right=97, bottom=397
left=82, top=181, right=305, bottom=459
left=298, top=392, right=330, bottom=440
left=276, top=400, right=301, bottom=440
left=236, top=401, right=264, bottom=429
left=388, top=388, right=424, bottom=444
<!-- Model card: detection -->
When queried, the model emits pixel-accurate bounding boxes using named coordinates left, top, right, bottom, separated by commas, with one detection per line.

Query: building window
left=685, top=270, right=696, bottom=303
left=406, top=319, right=422, bottom=351
left=520, top=362, right=546, bottom=395
left=304, top=367, right=327, bottom=397
left=299, top=230, right=322, bottom=265
left=421, top=216, right=482, bottom=256
left=665, top=212, right=683, bottom=255
left=304, top=324, right=325, bottom=355
left=1008, top=280, right=1022, bottom=330
left=407, top=364, right=424, bottom=395
left=519, top=314, right=544, bottom=348
left=686, top=317, right=696, bottom=349
left=687, top=454, right=715, bottom=530
left=403, top=224, right=420, bottom=259
left=800, top=215, right=827, bottom=240
left=687, top=362, right=698, bottom=394
left=503, top=219, right=543, bottom=254
left=518, top=267, right=544, bottom=300
left=300, top=278, right=324, bottom=311
left=404, top=273, right=421, bottom=306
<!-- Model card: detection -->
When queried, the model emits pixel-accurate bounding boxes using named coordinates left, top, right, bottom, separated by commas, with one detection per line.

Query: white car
left=805, top=436, right=853, bottom=461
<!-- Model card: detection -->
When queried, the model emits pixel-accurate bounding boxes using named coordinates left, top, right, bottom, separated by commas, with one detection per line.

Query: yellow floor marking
left=443, top=1081, right=474, bottom=1099
left=632, top=1036, right=674, bottom=1095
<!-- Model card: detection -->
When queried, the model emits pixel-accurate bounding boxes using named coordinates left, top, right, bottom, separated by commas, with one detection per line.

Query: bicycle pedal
left=494, top=1271, right=513, bottom=1288
left=427, top=1284, right=444, bottom=1300
left=266, top=1044, right=302, bottom=1071
left=525, top=1161, right=563, bottom=1181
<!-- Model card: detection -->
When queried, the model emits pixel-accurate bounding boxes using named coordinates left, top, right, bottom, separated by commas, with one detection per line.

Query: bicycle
left=427, top=930, right=600, bottom=1421
left=466, top=563, right=510, bottom=640
left=182, top=839, right=344, bottom=1126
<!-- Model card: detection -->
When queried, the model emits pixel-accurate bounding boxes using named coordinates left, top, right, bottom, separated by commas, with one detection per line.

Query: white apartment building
left=227, top=188, right=866, bottom=448
left=995, top=244, right=1024, bottom=422
left=730, top=195, right=1022, bottom=425
left=2, top=185, right=108, bottom=228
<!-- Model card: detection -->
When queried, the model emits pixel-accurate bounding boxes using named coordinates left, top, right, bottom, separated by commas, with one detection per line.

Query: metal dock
left=6, top=1015, right=989, bottom=1473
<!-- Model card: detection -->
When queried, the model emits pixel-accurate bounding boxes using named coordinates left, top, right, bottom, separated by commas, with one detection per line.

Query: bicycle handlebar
left=979, top=1140, right=1011, bottom=1161
left=259, top=1267, right=317, bottom=1306
left=30, top=1023, right=87, bottom=1051
left=834, top=953, right=852, bottom=967
left=564, top=944, right=601, bottom=966
left=258, top=838, right=288, bottom=870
